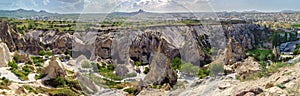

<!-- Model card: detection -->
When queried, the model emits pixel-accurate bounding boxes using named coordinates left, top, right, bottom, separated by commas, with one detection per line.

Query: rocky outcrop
left=94, top=37, right=112, bottom=59
left=225, top=57, right=261, bottom=78
left=42, top=57, right=66, bottom=79
left=143, top=52, right=177, bottom=86
left=212, top=35, right=248, bottom=66
left=13, top=52, right=32, bottom=63
left=42, top=32, right=73, bottom=54
left=224, top=37, right=247, bottom=65
left=0, top=20, right=42, bottom=54
left=115, top=65, right=129, bottom=78
left=235, top=57, right=260, bottom=79
left=0, top=42, right=11, bottom=67
left=76, top=73, right=98, bottom=94
left=234, top=87, right=263, bottom=96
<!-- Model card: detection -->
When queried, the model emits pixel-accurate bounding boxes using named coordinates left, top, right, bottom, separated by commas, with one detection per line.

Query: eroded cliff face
left=0, top=20, right=42, bottom=54
left=0, top=19, right=269, bottom=87
left=0, top=40, right=11, bottom=67
left=86, top=24, right=265, bottom=68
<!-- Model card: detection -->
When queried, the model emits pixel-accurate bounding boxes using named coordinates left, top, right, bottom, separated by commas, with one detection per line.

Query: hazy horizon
left=1, top=0, right=300, bottom=14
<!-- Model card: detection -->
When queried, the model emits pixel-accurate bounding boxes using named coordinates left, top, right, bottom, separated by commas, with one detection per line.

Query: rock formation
left=143, top=52, right=177, bottom=86
left=42, top=57, right=66, bottom=79
left=0, top=41, right=11, bottom=67
left=0, top=20, right=42, bottom=54
left=12, top=51, right=32, bottom=63
left=233, top=57, right=261, bottom=79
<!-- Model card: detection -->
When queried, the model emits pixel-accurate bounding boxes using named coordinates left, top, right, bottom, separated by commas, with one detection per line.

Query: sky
left=0, top=0, right=299, bottom=13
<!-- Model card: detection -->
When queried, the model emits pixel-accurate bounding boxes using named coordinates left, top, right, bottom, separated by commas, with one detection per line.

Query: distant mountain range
left=280, top=10, right=300, bottom=13
left=0, top=9, right=300, bottom=19
left=0, top=9, right=58, bottom=18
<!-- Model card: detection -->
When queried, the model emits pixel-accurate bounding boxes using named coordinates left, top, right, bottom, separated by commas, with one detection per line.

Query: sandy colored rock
left=13, top=51, right=31, bottom=63
left=41, top=56, right=66, bottom=79
left=234, top=87, right=263, bottom=96
left=143, top=52, right=177, bottom=86
left=0, top=42, right=11, bottom=67
left=234, top=57, right=261, bottom=79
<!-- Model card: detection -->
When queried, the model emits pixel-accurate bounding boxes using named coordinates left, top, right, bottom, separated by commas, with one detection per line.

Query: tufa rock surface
left=41, top=57, right=66, bottom=79
left=0, top=42, right=12, bottom=67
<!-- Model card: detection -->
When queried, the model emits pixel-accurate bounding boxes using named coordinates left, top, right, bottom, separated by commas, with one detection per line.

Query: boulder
left=268, top=87, right=288, bottom=95
left=234, top=87, right=263, bottom=96
left=218, top=82, right=231, bottom=90
left=0, top=42, right=11, bottom=67
left=41, top=57, right=66, bottom=79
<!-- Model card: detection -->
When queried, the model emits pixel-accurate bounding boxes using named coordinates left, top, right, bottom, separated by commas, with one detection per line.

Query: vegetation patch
left=0, top=77, right=11, bottom=89
left=209, top=63, right=224, bottom=76
left=8, top=61, right=32, bottom=81
left=97, top=64, right=122, bottom=81
left=81, top=60, right=91, bottom=68
left=143, top=67, right=150, bottom=74
left=125, top=72, right=137, bottom=78
left=240, top=62, right=293, bottom=81
left=35, top=73, right=47, bottom=80
left=247, top=49, right=274, bottom=61
left=31, top=56, right=44, bottom=67
left=123, top=87, right=138, bottom=95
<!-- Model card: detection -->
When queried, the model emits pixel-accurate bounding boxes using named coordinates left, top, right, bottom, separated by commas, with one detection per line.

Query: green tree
left=8, top=61, right=18, bottom=69
left=171, top=57, right=182, bottom=70
left=143, top=67, right=150, bottom=74
left=271, top=32, right=281, bottom=47
left=55, top=76, right=66, bottom=87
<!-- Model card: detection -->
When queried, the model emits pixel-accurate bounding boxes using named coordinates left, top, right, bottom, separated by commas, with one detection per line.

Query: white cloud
left=81, top=0, right=214, bottom=13
left=43, top=0, right=50, bottom=5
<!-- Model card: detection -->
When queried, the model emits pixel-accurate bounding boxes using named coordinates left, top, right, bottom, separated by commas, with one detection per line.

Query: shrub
left=143, top=67, right=150, bottom=74
left=198, top=69, right=210, bottom=79
left=13, top=55, right=20, bottom=62
left=38, top=50, right=45, bottom=56
left=171, top=57, right=182, bottom=70
left=247, top=49, right=274, bottom=61
left=103, top=72, right=122, bottom=81
left=123, top=87, right=138, bottom=94
left=8, top=61, right=18, bottom=69
left=65, top=49, right=72, bottom=56
left=180, top=63, right=200, bottom=76
left=22, top=65, right=33, bottom=74
left=49, top=88, right=78, bottom=96
left=81, top=61, right=91, bottom=68
left=35, top=73, right=47, bottom=80
left=107, top=64, right=115, bottom=70
left=31, top=56, right=44, bottom=66
left=277, top=84, right=286, bottom=89
left=11, top=69, right=28, bottom=80
left=55, top=76, right=66, bottom=87
left=125, top=73, right=137, bottom=78
left=67, top=80, right=82, bottom=90
left=135, top=61, right=142, bottom=66
left=209, top=63, right=224, bottom=76
left=38, top=48, right=53, bottom=57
